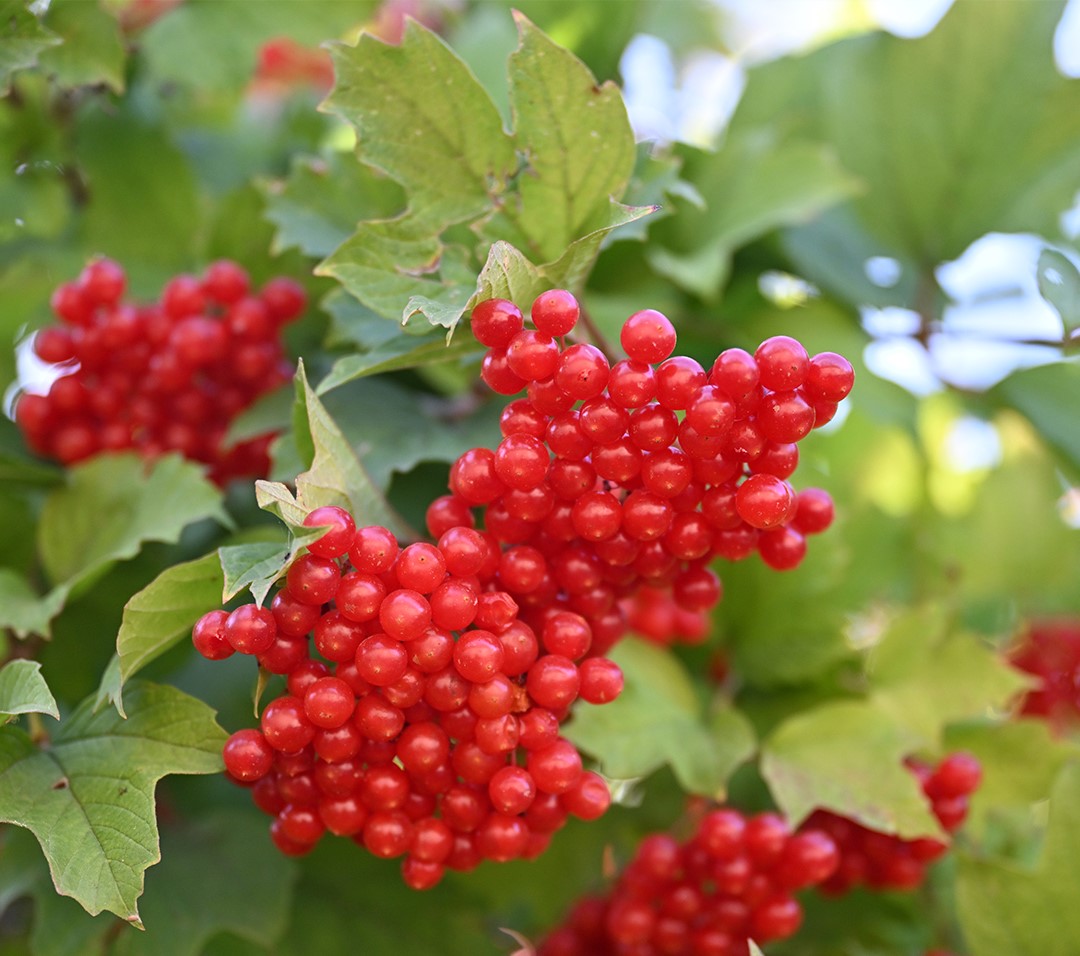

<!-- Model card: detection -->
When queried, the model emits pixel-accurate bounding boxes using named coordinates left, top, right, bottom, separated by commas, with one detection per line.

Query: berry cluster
left=801, top=752, right=982, bottom=894
left=194, top=505, right=623, bottom=889
left=16, top=258, right=304, bottom=484
left=450, top=291, right=852, bottom=655
left=537, top=807, right=840, bottom=956
left=1008, top=618, right=1080, bottom=732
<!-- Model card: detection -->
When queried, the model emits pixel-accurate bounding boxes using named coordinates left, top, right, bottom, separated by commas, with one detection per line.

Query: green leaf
left=1036, top=249, right=1080, bottom=335
left=944, top=718, right=1080, bottom=838
left=75, top=111, right=201, bottom=271
left=564, top=638, right=756, bottom=797
left=37, top=453, right=229, bottom=590
left=0, top=660, right=59, bottom=721
left=95, top=553, right=226, bottom=716
left=539, top=200, right=659, bottom=294
left=469, top=240, right=546, bottom=315
left=866, top=606, right=1032, bottom=747
left=0, top=0, right=61, bottom=94
left=495, top=11, right=637, bottom=262
left=957, top=761, right=1080, bottom=956
left=324, top=20, right=515, bottom=228
left=111, top=811, right=295, bottom=955
left=262, top=151, right=405, bottom=259
left=648, top=135, right=859, bottom=301
left=0, top=681, right=226, bottom=925
left=990, top=361, right=1080, bottom=474
left=292, top=362, right=413, bottom=539
left=307, top=376, right=503, bottom=494
left=317, top=216, right=474, bottom=324
left=319, top=331, right=483, bottom=394
left=0, top=568, right=66, bottom=640
left=254, top=480, right=308, bottom=528
left=761, top=698, right=941, bottom=837
left=219, top=540, right=294, bottom=606
left=740, top=1, right=1080, bottom=304
left=37, top=0, right=126, bottom=91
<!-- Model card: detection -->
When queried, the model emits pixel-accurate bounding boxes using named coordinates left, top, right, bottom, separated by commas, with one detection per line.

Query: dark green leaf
left=564, top=638, right=756, bottom=796
left=649, top=135, right=858, bottom=301
left=262, top=152, right=405, bottom=259
left=111, top=810, right=296, bottom=955
left=0, top=681, right=226, bottom=924
left=75, top=111, right=201, bottom=271
left=292, top=362, right=413, bottom=538
left=37, top=453, right=228, bottom=590
left=0, top=660, right=59, bottom=721
left=957, top=762, right=1080, bottom=956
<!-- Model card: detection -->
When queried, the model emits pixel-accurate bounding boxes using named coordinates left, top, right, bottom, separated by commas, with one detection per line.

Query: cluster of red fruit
left=1008, top=618, right=1080, bottom=733
left=450, top=290, right=853, bottom=653
left=15, top=258, right=304, bottom=485
left=194, top=504, right=624, bottom=889
left=537, top=806, right=841, bottom=956
left=801, top=752, right=982, bottom=894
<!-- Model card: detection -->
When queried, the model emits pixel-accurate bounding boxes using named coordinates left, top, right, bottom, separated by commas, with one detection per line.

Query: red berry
left=531, top=289, right=580, bottom=336
left=471, top=298, right=524, bottom=348
left=621, top=309, right=676, bottom=364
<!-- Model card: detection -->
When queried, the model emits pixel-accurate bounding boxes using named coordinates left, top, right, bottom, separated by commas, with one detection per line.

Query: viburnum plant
left=1, top=2, right=1080, bottom=956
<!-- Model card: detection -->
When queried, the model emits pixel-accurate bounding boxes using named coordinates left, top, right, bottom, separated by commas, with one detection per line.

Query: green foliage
left=956, top=761, right=1080, bottom=956
left=0, top=660, right=58, bottom=721
left=2, top=2, right=1080, bottom=953
left=0, top=681, right=226, bottom=925
left=565, top=638, right=756, bottom=796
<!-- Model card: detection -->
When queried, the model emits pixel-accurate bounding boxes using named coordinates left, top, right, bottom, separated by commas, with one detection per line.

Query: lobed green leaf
left=761, top=698, right=941, bottom=837
left=324, top=20, right=515, bottom=228
left=564, top=638, right=756, bottom=797
left=37, top=453, right=229, bottom=590
left=0, top=681, right=226, bottom=925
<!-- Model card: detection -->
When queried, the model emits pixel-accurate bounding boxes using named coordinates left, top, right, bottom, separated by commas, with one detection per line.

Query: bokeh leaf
left=37, top=453, right=228, bottom=590
left=564, top=638, right=756, bottom=797
left=957, top=761, right=1080, bottom=956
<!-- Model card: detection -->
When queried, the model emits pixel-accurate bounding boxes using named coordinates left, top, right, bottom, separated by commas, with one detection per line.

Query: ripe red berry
left=621, top=309, right=677, bottom=364
left=470, top=298, right=525, bottom=348
left=531, top=289, right=580, bottom=337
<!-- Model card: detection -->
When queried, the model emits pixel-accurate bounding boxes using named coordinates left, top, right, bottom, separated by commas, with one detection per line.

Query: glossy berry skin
left=531, top=289, right=580, bottom=336
left=735, top=474, right=795, bottom=530
left=755, top=336, right=809, bottom=391
left=470, top=298, right=524, bottom=348
left=303, top=506, right=356, bottom=559
left=192, top=609, right=234, bottom=660
left=223, top=729, right=274, bottom=781
left=620, top=309, right=677, bottom=364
